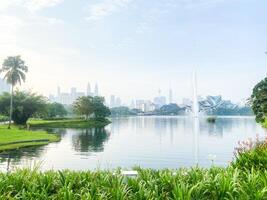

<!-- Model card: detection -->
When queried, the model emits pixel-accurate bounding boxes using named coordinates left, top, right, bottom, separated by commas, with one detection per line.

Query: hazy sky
left=0, top=0, right=266, bottom=104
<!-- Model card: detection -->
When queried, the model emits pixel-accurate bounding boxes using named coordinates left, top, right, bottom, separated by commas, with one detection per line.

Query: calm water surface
left=0, top=116, right=266, bottom=171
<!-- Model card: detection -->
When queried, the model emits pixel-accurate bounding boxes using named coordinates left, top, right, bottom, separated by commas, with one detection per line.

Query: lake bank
left=27, top=118, right=111, bottom=128
left=0, top=125, right=59, bottom=152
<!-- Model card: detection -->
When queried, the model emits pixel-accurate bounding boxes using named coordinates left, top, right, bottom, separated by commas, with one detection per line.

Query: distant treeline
left=110, top=104, right=253, bottom=116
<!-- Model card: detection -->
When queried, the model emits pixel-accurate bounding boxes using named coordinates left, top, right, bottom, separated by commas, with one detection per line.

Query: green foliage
left=211, top=106, right=253, bottom=116
left=232, top=137, right=267, bottom=171
left=157, top=103, right=185, bottom=115
left=45, top=102, right=68, bottom=118
left=0, top=167, right=266, bottom=199
left=0, top=55, right=28, bottom=86
left=250, top=76, right=267, bottom=122
left=73, top=96, right=110, bottom=119
left=0, top=115, right=8, bottom=122
left=207, top=116, right=216, bottom=123
left=92, top=96, right=111, bottom=118
left=28, top=118, right=111, bottom=128
left=0, top=91, right=47, bottom=125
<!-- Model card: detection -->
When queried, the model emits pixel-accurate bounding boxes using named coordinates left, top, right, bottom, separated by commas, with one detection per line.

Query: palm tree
left=0, top=56, right=28, bottom=128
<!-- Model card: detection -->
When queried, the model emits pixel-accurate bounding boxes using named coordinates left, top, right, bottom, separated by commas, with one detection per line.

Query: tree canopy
left=46, top=102, right=68, bottom=118
left=73, top=96, right=110, bottom=119
left=0, top=55, right=28, bottom=128
left=250, top=76, right=267, bottom=122
left=0, top=91, right=47, bottom=125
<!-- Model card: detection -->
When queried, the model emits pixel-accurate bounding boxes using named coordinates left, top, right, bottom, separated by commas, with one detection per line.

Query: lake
left=0, top=116, right=266, bottom=171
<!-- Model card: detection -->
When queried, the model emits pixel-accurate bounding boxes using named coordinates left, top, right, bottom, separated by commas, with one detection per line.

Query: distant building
left=94, top=83, right=99, bottom=96
left=115, top=97, right=122, bottom=107
left=153, top=90, right=166, bottom=109
left=53, top=86, right=86, bottom=105
left=136, top=100, right=155, bottom=112
left=0, top=79, right=10, bottom=94
left=110, top=95, right=116, bottom=107
left=87, top=82, right=93, bottom=96
left=169, top=88, right=173, bottom=104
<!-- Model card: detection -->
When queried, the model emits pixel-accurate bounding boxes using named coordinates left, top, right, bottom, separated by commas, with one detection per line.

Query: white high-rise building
left=169, top=88, right=173, bottom=104
left=94, top=83, right=99, bottom=96
left=110, top=95, right=116, bottom=107
left=87, top=82, right=92, bottom=96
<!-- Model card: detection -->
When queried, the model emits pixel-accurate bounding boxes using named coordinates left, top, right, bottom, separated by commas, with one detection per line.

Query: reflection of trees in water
left=0, top=145, right=45, bottom=170
left=199, top=118, right=257, bottom=137
left=72, top=128, right=110, bottom=152
left=0, top=128, right=67, bottom=170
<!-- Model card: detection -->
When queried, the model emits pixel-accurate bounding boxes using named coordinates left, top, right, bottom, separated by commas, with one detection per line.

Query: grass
left=0, top=166, right=266, bottom=199
left=27, top=118, right=111, bottom=128
left=0, top=125, right=59, bottom=151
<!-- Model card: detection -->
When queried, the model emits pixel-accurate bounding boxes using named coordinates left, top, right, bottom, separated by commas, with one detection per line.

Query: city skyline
left=0, top=0, right=266, bottom=103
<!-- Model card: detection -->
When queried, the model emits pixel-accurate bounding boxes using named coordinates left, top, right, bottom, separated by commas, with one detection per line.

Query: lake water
left=0, top=116, right=266, bottom=171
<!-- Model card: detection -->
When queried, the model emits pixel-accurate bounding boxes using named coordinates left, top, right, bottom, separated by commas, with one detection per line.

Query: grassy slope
left=28, top=118, right=111, bottom=128
left=0, top=125, right=59, bottom=151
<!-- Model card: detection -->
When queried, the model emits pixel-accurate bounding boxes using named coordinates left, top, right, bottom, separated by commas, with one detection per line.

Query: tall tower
left=87, top=82, right=91, bottom=96
left=169, top=88, right=173, bottom=104
left=94, top=83, right=99, bottom=96
left=57, top=86, right=61, bottom=97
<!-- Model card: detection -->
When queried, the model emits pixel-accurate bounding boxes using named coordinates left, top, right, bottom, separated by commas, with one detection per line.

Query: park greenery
left=0, top=138, right=266, bottom=199
left=0, top=57, right=266, bottom=198
left=250, top=75, right=267, bottom=123
left=0, top=56, right=28, bottom=128
left=0, top=125, right=59, bottom=151
left=73, top=96, right=110, bottom=120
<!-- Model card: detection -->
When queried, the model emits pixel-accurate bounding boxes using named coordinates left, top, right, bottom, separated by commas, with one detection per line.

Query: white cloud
left=0, top=0, right=64, bottom=12
left=24, top=0, right=64, bottom=11
left=85, top=0, right=133, bottom=21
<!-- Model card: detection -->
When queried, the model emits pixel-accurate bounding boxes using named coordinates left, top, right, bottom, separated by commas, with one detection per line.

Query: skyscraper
left=110, top=95, right=115, bottom=107
left=169, top=88, right=173, bottom=104
left=94, top=83, right=99, bottom=96
left=57, top=86, right=61, bottom=96
left=87, top=82, right=92, bottom=96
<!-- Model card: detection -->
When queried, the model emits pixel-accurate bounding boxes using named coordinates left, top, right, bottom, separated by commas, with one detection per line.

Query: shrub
left=232, top=136, right=267, bottom=171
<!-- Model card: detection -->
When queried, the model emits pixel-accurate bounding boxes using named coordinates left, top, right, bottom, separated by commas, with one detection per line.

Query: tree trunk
left=8, top=85, right=13, bottom=129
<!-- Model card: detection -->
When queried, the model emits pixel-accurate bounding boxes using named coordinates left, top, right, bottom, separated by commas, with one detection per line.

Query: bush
left=0, top=91, right=47, bottom=125
left=0, top=115, right=8, bottom=122
left=232, top=136, right=267, bottom=171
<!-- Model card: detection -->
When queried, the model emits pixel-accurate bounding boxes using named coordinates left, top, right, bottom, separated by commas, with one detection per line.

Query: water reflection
left=72, top=128, right=110, bottom=152
left=0, top=116, right=265, bottom=171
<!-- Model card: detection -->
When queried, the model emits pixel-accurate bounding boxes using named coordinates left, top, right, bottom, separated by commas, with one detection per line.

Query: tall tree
left=0, top=56, right=28, bottom=128
left=250, top=76, right=267, bottom=122
left=73, top=96, right=94, bottom=119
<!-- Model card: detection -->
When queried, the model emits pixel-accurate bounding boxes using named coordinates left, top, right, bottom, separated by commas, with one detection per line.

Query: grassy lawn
left=0, top=125, right=59, bottom=151
left=28, top=118, right=111, bottom=128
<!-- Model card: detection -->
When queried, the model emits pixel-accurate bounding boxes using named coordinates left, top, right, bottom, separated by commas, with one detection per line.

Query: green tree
left=0, top=91, right=47, bottom=125
left=92, top=96, right=111, bottom=118
left=73, top=96, right=110, bottom=119
left=250, top=76, right=267, bottom=122
left=0, top=56, right=28, bottom=128
left=73, top=96, right=94, bottom=119
left=46, top=102, right=68, bottom=118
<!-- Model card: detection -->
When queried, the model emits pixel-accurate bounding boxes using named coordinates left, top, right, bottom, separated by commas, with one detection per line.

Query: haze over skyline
left=0, top=0, right=266, bottom=104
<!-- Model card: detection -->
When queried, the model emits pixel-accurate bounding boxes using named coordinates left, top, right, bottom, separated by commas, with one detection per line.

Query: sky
left=0, top=0, right=266, bottom=104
